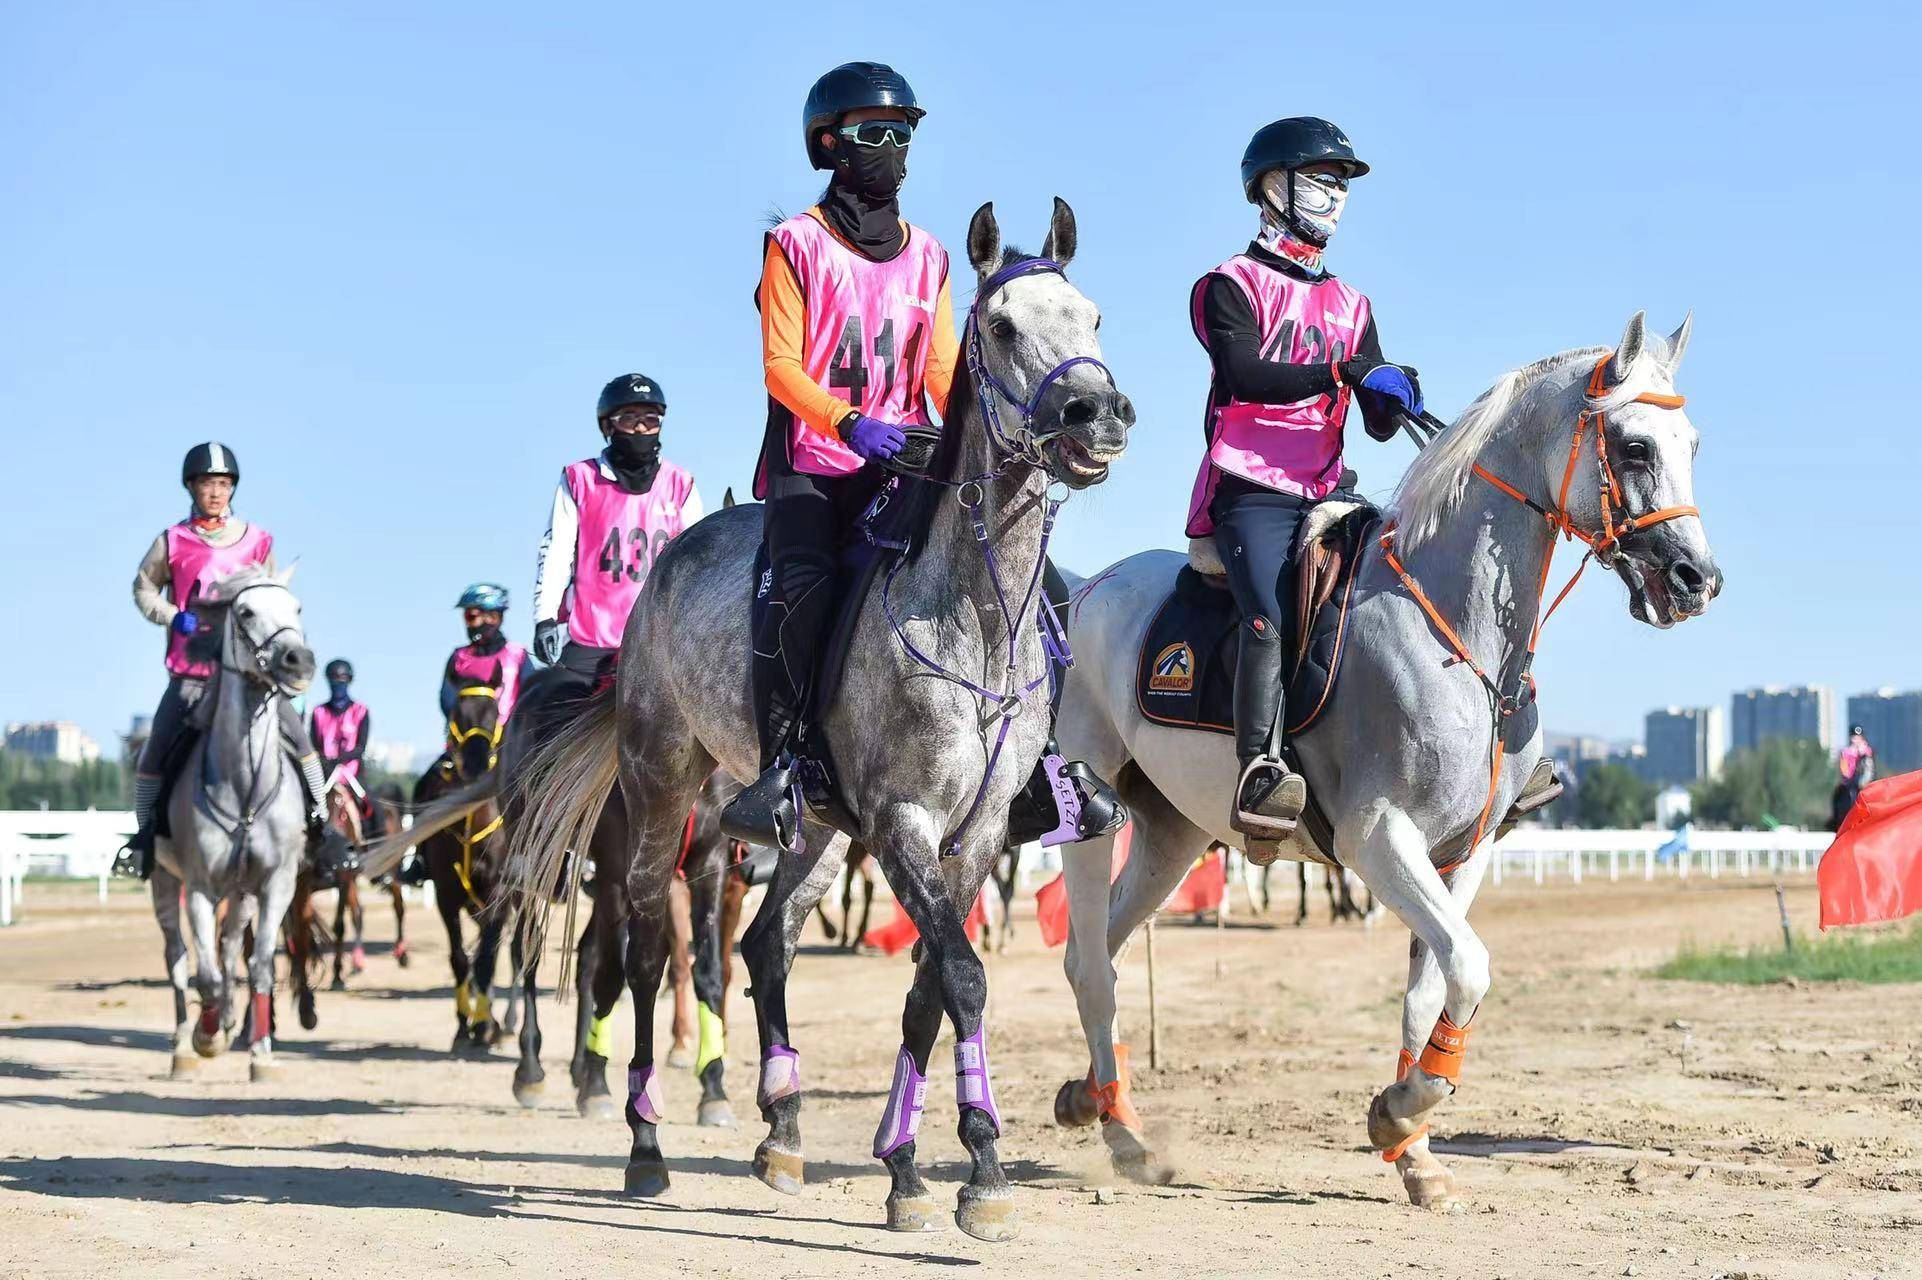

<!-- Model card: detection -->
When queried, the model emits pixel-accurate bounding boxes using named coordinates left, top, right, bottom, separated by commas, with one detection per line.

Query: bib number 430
left=826, top=316, right=925, bottom=412
left=598, top=526, right=671, bottom=585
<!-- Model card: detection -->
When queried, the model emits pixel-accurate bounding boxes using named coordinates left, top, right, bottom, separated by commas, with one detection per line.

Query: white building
left=4, top=721, right=102, bottom=765
left=364, top=739, right=419, bottom=775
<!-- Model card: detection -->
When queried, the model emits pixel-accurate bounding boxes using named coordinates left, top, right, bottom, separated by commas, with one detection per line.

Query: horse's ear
left=1662, top=311, right=1693, bottom=376
left=967, top=202, right=1001, bottom=275
left=1040, top=196, right=1077, bottom=268
left=275, top=562, right=297, bottom=587
left=1609, top=310, right=1647, bottom=384
left=722, top=486, right=737, bottom=510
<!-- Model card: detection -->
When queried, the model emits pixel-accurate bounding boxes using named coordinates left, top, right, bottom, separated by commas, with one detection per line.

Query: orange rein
left=1381, top=355, right=1696, bottom=859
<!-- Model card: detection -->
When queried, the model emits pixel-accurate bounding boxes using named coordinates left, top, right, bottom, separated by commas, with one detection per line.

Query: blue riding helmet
left=456, top=582, right=511, bottom=612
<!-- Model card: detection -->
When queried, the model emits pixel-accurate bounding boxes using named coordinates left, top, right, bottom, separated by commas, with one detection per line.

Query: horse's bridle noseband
left=964, top=257, right=1118, bottom=470
left=447, top=684, right=505, bottom=774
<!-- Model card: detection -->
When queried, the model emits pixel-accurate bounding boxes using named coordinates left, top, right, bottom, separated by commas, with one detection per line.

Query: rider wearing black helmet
left=312, top=658, right=384, bottom=840
left=719, top=62, right=1120, bottom=852
left=1188, top=119, right=1425, bottom=847
left=530, top=373, right=704, bottom=688
left=120, top=442, right=329, bottom=876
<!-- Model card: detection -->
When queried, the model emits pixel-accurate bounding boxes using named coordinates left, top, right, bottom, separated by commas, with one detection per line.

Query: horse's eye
left=236, top=607, right=252, bottom=621
left=1622, top=440, right=1651, bottom=464
left=990, top=318, right=1016, bottom=342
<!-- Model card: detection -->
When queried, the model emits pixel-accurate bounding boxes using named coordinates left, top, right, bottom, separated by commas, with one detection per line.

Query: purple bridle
left=871, top=255, right=1102, bottom=857
left=964, top=257, right=1117, bottom=467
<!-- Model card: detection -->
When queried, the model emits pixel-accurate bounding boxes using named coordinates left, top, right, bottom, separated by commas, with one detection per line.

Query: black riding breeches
left=1211, top=484, right=1312, bottom=763
left=751, top=464, right=889, bottom=768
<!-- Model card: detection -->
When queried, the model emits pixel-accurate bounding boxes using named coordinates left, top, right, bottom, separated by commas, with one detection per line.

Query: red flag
left=861, top=892, right=990, bottom=955
left=1819, top=770, right=1922, bottom=929
left=1036, top=822, right=1134, bottom=948
left=1164, top=847, right=1226, bottom=916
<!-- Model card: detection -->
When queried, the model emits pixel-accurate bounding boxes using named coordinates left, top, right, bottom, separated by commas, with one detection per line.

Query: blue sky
left=4, top=2, right=1917, bottom=760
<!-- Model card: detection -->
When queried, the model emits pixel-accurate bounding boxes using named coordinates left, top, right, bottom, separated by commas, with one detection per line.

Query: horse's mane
left=203, top=561, right=282, bottom=603
left=1389, top=346, right=1608, bottom=550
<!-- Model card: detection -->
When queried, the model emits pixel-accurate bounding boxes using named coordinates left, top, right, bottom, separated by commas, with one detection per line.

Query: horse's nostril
left=1668, top=559, right=1707, bottom=596
left=1062, top=395, right=1099, bottom=428
left=1114, top=393, right=1137, bottom=427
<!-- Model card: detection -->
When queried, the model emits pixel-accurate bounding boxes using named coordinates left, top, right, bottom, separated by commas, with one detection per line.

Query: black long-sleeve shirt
left=1197, top=241, right=1384, bottom=408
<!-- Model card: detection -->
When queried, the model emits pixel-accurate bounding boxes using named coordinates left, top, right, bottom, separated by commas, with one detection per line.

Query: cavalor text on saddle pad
left=1134, top=508, right=1375, bottom=738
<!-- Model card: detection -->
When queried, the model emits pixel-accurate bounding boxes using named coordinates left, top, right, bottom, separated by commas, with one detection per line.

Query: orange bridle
left=1380, top=354, right=1697, bottom=859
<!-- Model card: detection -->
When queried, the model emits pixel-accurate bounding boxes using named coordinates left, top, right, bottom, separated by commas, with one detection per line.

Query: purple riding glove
left=844, top=413, right=908, bottom=462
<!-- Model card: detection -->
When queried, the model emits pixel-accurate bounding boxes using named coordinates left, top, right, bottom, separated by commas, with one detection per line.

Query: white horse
left=1051, top=313, right=1720, bottom=1205
left=150, top=565, right=314, bottom=1082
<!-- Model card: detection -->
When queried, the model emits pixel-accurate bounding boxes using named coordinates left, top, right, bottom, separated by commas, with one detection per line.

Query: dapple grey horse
left=505, top=200, right=1132, bottom=1241
left=149, top=564, right=315, bottom=1082
left=1049, top=314, right=1720, bottom=1206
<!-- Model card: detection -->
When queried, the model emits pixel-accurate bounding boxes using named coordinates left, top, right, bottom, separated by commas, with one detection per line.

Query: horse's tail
left=498, top=683, right=620, bottom=957
left=358, top=774, right=495, bottom=880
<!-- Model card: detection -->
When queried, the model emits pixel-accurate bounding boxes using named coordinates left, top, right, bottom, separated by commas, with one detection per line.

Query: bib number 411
left=826, top=316, right=925, bottom=412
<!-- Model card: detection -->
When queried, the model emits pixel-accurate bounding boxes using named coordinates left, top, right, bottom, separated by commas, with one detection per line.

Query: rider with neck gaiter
left=530, top=373, right=704, bottom=692
left=721, top=62, right=1121, bottom=851
left=120, top=442, right=329, bottom=877
left=311, top=658, right=384, bottom=840
left=440, top=583, right=536, bottom=728
left=1186, top=120, right=1422, bottom=843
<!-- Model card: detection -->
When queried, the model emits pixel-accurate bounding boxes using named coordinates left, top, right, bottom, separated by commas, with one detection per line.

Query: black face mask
left=821, top=143, right=908, bottom=260
left=606, top=430, right=662, bottom=493
left=466, top=623, right=502, bottom=650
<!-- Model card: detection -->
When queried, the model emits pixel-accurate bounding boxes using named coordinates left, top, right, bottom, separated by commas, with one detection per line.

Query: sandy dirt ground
left=2, top=871, right=1919, bottom=1280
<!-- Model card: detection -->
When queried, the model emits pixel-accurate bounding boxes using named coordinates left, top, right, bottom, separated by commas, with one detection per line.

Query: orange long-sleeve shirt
left=760, top=207, right=958, bottom=442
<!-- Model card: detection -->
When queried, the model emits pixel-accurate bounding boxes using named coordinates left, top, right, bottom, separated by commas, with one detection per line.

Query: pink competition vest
left=162, top=521, right=274, bottom=678
left=312, top=701, right=369, bottom=784
left=1840, top=742, right=1874, bottom=781
left=1184, top=255, right=1372, bottom=536
left=450, top=642, right=527, bottom=724
left=763, top=211, right=948, bottom=485
left=562, top=457, right=696, bottom=648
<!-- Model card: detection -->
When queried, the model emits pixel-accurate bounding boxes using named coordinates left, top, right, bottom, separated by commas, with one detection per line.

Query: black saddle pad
left=1135, top=507, right=1377, bottom=739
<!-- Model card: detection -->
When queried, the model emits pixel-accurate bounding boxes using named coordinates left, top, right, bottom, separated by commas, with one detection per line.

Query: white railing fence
left=1487, top=826, right=1832, bottom=887
left=0, top=809, right=134, bottom=925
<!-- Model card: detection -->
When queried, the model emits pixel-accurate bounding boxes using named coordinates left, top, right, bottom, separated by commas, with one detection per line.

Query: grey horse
left=505, top=199, right=1131, bottom=1241
left=149, top=564, right=315, bottom=1081
left=1046, top=313, right=1721, bottom=1207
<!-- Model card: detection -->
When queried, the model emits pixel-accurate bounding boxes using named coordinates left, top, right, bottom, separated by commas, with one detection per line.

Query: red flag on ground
left=1164, top=847, right=1226, bottom=916
left=1819, top=770, right=1922, bottom=929
left=862, top=891, right=989, bottom=955
left=1035, top=822, right=1134, bottom=948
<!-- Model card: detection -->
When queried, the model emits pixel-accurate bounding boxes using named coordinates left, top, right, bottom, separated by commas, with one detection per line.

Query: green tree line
left=0, top=749, right=127, bottom=810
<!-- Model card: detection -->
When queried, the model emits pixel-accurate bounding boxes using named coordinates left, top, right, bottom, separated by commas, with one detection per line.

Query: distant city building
left=1544, top=732, right=1621, bottom=785
left=1655, top=786, right=1693, bottom=828
left=1644, top=705, right=1726, bottom=786
left=4, top=721, right=102, bottom=765
left=1606, top=743, right=1649, bottom=780
left=1730, top=685, right=1833, bottom=755
left=1847, top=688, right=1922, bottom=777
left=365, top=740, right=418, bottom=775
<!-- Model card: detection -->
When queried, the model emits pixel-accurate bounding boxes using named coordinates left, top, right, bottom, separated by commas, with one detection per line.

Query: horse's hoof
left=1397, top=1145, right=1460, bottom=1210
left=170, top=1053, right=200, bottom=1078
left=752, top=1143, right=805, bottom=1196
left=297, top=996, right=318, bottom=1032
left=622, top=1159, right=670, bottom=1198
left=665, top=1044, right=694, bottom=1070
left=249, top=1058, right=285, bottom=1084
left=954, top=1192, right=1020, bottom=1242
left=696, top=1098, right=736, bottom=1129
left=513, top=1077, right=545, bottom=1109
left=329, top=977, right=347, bottom=992
left=1111, top=1145, right=1176, bottom=1186
left=1053, top=1077, right=1099, bottom=1128
left=885, top=1195, right=944, bottom=1233
left=577, top=1092, right=617, bottom=1122
left=192, top=1031, right=222, bottom=1059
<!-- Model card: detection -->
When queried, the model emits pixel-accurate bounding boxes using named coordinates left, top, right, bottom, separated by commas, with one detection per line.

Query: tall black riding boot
left=719, top=610, right=812, bottom=853
left=1231, top=613, right=1304, bottom=848
left=1006, top=738, right=1128, bottom=846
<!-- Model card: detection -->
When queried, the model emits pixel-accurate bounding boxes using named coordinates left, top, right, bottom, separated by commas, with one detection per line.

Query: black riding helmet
left=1239, top=116, right=1369, bottom=201
left=181, top=440, right=241, bottom=488
left=596, top=373, right=666, bottom=427
left=325, top=659, right=354, bottom=684
left=803, top=61, right=924, bottom=170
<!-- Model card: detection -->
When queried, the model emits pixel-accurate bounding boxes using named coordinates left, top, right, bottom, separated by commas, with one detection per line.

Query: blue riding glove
left=1355, top=363, right=1424, bottom=415
left=171, top=610, right=200, bottom=636
left=843, top=413, right=908, bottom=462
